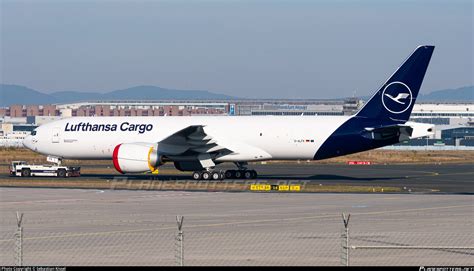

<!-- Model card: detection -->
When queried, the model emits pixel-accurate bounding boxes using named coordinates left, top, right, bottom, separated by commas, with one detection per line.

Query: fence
left=0, top=213, right=472, bottom=266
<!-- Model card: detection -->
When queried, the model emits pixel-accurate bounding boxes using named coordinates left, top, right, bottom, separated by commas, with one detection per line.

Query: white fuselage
left=23, top=116, right=351, bottom=161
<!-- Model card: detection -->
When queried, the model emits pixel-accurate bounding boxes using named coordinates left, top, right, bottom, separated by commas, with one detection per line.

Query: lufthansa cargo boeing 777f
left=23, top=45, right=435, bottom=180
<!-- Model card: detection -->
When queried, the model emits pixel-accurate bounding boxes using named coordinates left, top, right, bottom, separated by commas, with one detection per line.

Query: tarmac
left=2, top=162, right=471, bottom=193
left=0, top=187, right=472, bottom=265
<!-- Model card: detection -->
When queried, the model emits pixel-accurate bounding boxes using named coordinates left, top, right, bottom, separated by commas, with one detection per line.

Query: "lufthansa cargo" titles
left=65, top=122, right=153, bottom=134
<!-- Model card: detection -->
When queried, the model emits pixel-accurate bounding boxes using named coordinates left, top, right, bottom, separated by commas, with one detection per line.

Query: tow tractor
left=9, top=159, right=81, bottom=178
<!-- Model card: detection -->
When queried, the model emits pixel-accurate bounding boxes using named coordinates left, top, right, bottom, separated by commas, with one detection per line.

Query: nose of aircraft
left=23, top=135, right=33, bottom=150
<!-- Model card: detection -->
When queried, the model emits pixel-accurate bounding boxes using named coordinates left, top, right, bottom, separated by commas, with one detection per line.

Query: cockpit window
left=31, top=131, right=37, bottom=136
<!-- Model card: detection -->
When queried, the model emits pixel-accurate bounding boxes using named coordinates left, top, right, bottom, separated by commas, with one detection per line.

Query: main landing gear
left=191, top=162, right=258, bottom=180
left=192, top=170, right=225, bottom=181
left=224, top=169, right=257, bottom=179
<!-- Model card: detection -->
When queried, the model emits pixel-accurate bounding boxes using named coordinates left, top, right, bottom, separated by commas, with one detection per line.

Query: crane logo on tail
left=381, top=81, right=413, bottom=114
left=384, top=93, right=410, bottom=104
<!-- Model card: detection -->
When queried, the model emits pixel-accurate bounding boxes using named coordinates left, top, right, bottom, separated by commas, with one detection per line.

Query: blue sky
left=1, top=0, right=472, bottom=98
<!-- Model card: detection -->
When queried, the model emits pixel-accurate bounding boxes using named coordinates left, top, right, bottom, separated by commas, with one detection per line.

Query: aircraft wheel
left=192, top=171, right=202, bottom=180
left=225, top=170, right=235, bottom=179
left=211, top=171, right=221, bottom=180
left=234, top=170, right=243, bottom=179
left=244, top=170, right=253, bottom=179
left=202, top=171, right=211, bottom=180
left=250, top=170, right=258, bottom=179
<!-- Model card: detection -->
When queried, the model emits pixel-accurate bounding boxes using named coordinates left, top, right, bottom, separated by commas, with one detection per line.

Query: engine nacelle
left=112, top=143, right=164, bottom=174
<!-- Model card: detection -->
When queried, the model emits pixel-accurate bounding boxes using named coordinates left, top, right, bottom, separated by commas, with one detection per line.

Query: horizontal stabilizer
left=362, top=124, right=413, bottom=141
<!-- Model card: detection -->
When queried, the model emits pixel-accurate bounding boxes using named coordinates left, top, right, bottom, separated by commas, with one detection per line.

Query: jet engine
left=112, top=143, right=164, bottom=174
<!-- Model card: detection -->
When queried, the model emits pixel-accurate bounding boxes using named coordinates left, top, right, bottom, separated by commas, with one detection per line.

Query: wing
left=157, top=125, right=271, bottom=168
left=158, top=125, right=232, bottom=156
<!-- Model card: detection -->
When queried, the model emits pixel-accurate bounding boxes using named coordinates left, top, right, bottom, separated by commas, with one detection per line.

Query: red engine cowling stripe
left=112, top=144, right=124, bottom=174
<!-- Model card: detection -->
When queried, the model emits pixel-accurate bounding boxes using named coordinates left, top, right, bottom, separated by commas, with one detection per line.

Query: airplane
left=23, top=45, right=435, bottom=180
